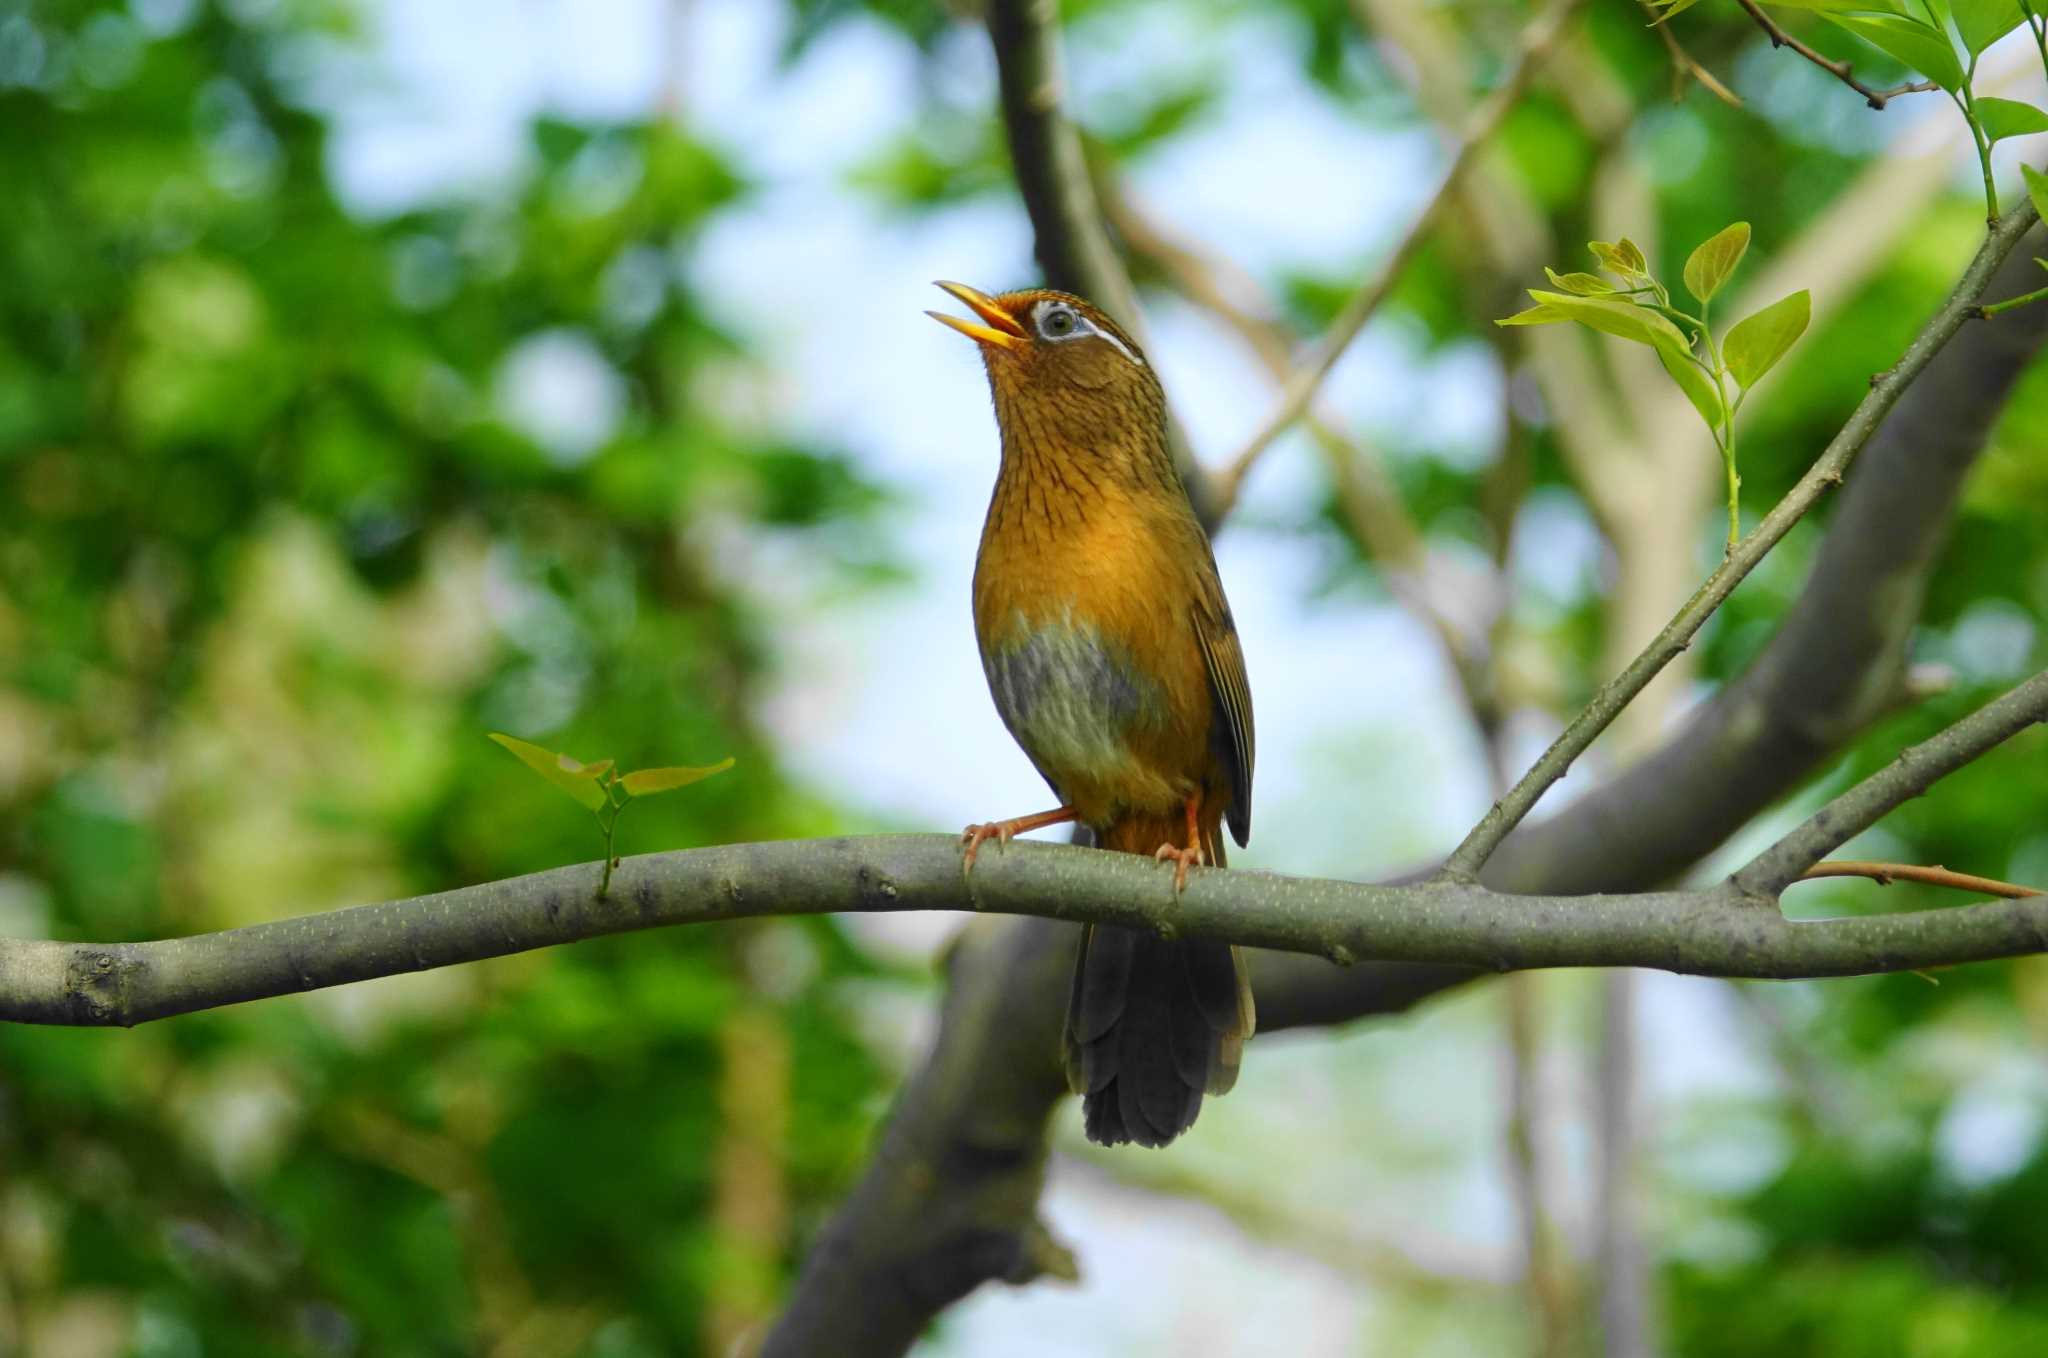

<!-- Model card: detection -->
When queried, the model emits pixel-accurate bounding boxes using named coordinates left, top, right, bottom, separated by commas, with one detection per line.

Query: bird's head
left=927, top=282, right=1163, bottom=450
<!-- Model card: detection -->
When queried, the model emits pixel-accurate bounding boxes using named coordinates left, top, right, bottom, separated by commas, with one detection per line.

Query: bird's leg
left=1152, top=792, right=1205, bottom=894
left=961, top=806, right=1078, bottom=873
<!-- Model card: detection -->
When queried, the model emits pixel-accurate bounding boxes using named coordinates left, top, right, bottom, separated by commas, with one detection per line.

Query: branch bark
left=8, top=662, right=2048, bottom=1029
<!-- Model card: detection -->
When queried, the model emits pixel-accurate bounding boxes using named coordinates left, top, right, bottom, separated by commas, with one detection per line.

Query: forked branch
left=1441, top=193, right=2044, bottom=882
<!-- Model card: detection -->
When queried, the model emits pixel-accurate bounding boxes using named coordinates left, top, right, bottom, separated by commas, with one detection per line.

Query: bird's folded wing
left=1192, top=600, right=1254, bottom=846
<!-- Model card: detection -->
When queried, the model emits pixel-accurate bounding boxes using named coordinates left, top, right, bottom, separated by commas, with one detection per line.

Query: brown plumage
left=928, top=281, right=1256, bottom=1148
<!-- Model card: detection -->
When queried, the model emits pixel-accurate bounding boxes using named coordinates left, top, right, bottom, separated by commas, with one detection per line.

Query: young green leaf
left=1724, top=290, right=1812, bottom=390
left=1526, top=290, right=1692, bottom=350
left=1952, top=0, right=2027, bottom=55
left=1543, top=268, right=1614, bottom=296
left=1822, top=14, right=1965, bottom=92
left=1682, top=222, right=1750, bottom=304
left=489, top=732, right=609, bottom=811
left=1755, top=0, right=1909, bottom=12
left=2027, top=164, right=2048, bottom=223
left=1588, top=238, right=1650, bottom=281
left=620, top=757, right=736, bottom=797
left=1655, top=343, right=1726, bottom=431
left=1496, top=302, right=1570, bottom=327
left=1975, top=96, right=2048, bottom=142
left=1645, top=0, right=1707, bottom=21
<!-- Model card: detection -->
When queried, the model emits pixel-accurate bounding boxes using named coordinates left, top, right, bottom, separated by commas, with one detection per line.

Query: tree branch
left=1799, top=861, right=2045, bottom=899
left=9, top=657, right=2048, bottom=1031
left=1736, top=670, right=2048, bottom=895
left=1442, top=192, right=2044, bottom=882
left=13, top=834, right=2048, bottom=1024
left=1734, top=0, right=1934, bottom=110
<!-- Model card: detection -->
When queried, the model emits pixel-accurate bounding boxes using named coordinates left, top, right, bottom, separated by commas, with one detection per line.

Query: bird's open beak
left=927, top=281, right=1027, bottom=352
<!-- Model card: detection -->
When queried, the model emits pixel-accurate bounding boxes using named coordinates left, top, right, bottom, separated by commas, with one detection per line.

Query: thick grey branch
left=10, top=659, right=2048, bottom=1036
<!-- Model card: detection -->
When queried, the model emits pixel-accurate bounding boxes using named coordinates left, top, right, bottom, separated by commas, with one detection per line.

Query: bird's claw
left=961, top=821, right=1013, bottom=875
left=1153, top=841, right=1204, bottom=894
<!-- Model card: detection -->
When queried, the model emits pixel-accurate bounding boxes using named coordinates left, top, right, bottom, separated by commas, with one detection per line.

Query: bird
left=926, top=280, right=1256, bottom=1148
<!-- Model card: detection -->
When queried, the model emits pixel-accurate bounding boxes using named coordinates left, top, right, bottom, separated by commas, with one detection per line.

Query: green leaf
left=1975, top=96, right=2048, bottom=142
left=2027, top=164, right=2048, bottom=223
left=1644, top=0, right=1709, bottom=24
left=1683, top=222, right=1751, bottom=304
left=1656, top=342, right=1726, bottom=430
left=1822, top=14, right=1965, bottom=92
left=489, top=733, right=610, bottom=810
left=1496, top=303, right=1571, bottom=326
left=1761, top=0, right=1908, bottom=12
left=1525, top=290, right=1692, bottom=350
left=1952, top=0, right=2027, bottom=54
left=620, top=758, right=735, bottom=797
left=1589, top=238, right=1649, bottom=280
left=1544, top=268, right=1615, bottom=295
left=1724, top=290, right=1812, bottom=390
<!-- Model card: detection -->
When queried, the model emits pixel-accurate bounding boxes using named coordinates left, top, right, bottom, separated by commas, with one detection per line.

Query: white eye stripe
left=1032, top=299, right=1145, bottom=368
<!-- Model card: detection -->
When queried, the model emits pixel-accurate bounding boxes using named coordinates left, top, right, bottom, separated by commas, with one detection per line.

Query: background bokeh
left=5, top=0, right=2048, bottom=1354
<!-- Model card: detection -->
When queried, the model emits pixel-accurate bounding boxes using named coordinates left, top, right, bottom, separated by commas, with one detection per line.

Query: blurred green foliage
left=6, top=0, right=2048, bottom=1354
left=0, top=2, right=898, bottom=1353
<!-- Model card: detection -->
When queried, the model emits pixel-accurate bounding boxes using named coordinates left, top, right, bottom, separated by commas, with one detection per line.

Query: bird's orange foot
left=960, top=821, right=1013, bottom=874
left=960, top=806, right=1079, bottom=875
left=1153, top=840, right=1205, bottom=894
left=1152, top=790, right=1207, bottom=894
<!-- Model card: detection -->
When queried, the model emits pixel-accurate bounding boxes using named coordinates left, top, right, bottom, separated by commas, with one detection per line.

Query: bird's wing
left=1192, top=597, right=1254, bottom=847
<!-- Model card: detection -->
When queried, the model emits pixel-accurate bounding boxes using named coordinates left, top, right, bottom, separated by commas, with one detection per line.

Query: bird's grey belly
left=983, top=613, right=1161, bottom=785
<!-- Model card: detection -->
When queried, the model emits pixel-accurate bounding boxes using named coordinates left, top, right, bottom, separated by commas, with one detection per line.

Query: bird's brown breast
left=973, top=453, right=1216, bottom=827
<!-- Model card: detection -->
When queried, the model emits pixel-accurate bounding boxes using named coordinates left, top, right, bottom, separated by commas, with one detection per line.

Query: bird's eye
left=1040, top=306, right=1077, bottom=338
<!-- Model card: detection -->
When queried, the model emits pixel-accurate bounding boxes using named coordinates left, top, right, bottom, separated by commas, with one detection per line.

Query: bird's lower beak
left=927, top=281, right=1027, bottom=352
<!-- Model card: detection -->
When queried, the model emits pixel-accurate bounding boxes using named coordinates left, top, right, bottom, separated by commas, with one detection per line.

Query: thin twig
left=1441, top=191, right=2044, bottom=883
left=1982, top=281, right=2048, bottom=319
left=1797, top=860, right=2044, bottom=899
left=1734, top=0, right=1930, bottom=110
left=1641, top=0, right=1741, bottom=106
left=1737, top=668, right=2048, bottom=895
left=1213, top=0, right=1592, bottom=513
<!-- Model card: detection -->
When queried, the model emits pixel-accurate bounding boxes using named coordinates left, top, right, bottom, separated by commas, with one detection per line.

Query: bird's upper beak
left=927, top=281, right=1028, bottom=352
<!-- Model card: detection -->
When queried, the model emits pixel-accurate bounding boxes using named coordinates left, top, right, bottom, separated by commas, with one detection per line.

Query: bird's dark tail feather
left=1062, top=831, right=1254, bottom=1148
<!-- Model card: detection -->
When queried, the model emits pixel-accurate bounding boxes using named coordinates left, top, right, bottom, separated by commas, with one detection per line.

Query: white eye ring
left=1032, top=299, right=1145, bottom=366
left=1037, top=303, right=1082, bottom=340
